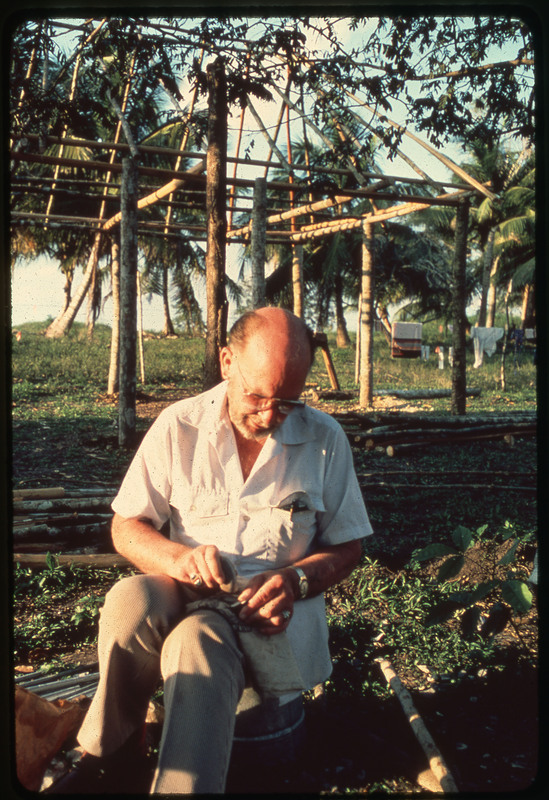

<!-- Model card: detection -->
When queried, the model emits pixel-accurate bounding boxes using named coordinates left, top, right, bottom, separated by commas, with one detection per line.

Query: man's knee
left=161, top=609, right=244, bottom=681
left=99, top=574, right=183, bottom=646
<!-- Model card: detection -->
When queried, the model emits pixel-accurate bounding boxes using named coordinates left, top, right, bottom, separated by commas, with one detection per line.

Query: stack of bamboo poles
left=12, top=487, right=124, bottom=563
left=336, top=409, right=537, bottom=457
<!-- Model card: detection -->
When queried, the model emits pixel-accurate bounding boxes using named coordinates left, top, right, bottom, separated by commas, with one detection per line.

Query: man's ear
left=219, top=346, right=232, bottom=380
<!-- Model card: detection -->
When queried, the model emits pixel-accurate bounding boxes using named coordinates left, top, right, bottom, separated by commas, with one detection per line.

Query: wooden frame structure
left=10, top=17, right=495, bottom=426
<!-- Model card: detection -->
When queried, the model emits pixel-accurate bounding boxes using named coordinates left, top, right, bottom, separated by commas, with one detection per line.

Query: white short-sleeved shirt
left=112, top=381, right=373, bottom=689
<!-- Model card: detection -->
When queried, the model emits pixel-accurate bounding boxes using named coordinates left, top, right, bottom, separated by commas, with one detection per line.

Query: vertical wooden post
left=251, top=176, right=267, bottom=308
left=451, top=198, right=470, bottom=415
left=204, top=57, right=228, bottom=390
left=118, top=157, right=138, bottom=447
left=355, top=303, right=361, bottom=384
left=107, top=239, right=120, bottom=396
left=359, top=222, right=375, bottom=408
left=137, top=270, right=145, bottom=385
left=292, top=245, right=304, bottom=318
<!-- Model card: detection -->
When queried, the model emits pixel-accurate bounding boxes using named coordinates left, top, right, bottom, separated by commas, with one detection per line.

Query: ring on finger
left=189, top=573, right=203, bottom=587
left=281, top=609, right=291, bottom=621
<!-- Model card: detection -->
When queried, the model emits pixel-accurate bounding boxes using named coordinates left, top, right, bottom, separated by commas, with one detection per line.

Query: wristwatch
left=292, top=566, right=309, bottom=599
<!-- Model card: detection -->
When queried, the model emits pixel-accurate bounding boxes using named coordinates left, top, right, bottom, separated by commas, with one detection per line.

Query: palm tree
left=456, top=138, right=535, bottom=327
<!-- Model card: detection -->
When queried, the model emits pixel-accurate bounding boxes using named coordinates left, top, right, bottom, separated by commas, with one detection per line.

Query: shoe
left=46, top=727, right=153, bottom=794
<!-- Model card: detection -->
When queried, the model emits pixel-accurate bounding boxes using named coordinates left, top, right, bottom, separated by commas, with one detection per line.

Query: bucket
left=227, top=688, right=305, bottom=788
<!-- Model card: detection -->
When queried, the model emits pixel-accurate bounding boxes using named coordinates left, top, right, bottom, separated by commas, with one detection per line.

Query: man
left=52, top=307, right=372, bottom=794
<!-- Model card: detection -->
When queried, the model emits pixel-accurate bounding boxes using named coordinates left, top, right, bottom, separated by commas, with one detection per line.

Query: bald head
left=228, top=307, right=314, bottom=373
left=221, top=308, right=314, bottom=441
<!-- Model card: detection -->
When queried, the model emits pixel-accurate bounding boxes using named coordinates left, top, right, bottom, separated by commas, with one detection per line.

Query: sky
left=9, top=15, right=523, bottom=333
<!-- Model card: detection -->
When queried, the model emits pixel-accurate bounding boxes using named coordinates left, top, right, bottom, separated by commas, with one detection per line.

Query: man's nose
left=256, top=405, right=282, bottom=424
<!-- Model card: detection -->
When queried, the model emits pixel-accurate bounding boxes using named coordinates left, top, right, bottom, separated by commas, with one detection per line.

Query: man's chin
left=237, top=418, right=275, bottom=442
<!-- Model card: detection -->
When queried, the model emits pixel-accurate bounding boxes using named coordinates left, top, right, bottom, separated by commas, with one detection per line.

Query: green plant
left=411, top=522, right=535, bottom=640
left=71, top=593, right=103, bottom=631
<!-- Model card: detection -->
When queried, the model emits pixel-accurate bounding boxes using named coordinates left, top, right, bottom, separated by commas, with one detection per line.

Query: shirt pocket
left=185, top=491, right=231, bottom=548
left=265, top=491, right=325, bottom=567
left=191, top=491, right=229, bottom=518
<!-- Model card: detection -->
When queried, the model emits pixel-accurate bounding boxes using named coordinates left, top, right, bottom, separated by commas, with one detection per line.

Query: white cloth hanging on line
left=471, top=327, right=504, bottom=367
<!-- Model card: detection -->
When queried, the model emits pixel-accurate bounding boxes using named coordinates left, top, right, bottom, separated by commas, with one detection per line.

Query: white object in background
left=391, top=321, right=423, bottom=358
left=438, top=346, right=444, bottom=369
left=471, top=327, right=504, bottom=368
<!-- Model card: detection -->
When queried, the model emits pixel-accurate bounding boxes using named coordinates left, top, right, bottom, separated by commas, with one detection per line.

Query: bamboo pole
left=451, top=198, right=470, bottom=415
left=13, top=150, right=467, bottom=209
left=262, top=93, right=289, bottom=180
left=136, top=270, right=145, bottom=384
left=288, top=50, right=495, bottom=201
left=227, top=52, right=249, bottom=230
left=246, top=96, right=289, bottom=170
left=13, top=554, right=130, bottom=568
left=359, top=222, right=374, bottom=407
left=285, top=75, right=304, bottom=319
left=107, top=240, right=120, bottom=395
left=227, top=192, right=356, bottom=238
left=18, top=133, right=474, bottom=190
left=43, top=21, right=107, bottom=226
left=376, top=658, right=459, bottom=793
left=13, top=487, right=66, bottom=500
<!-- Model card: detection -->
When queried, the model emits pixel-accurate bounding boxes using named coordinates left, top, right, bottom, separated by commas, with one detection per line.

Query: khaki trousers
left=77, top=574, right=246, bottom=794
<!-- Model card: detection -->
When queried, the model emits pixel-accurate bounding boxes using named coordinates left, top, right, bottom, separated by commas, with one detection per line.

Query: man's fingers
left=185, top=545, right=224, bottom=588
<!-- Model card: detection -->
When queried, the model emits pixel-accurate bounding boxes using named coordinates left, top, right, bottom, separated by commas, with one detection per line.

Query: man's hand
left=236, top=568, right=297, bottom=636
left=174, top=544, right=227, bottom=590
left=112, top=514, right=228, bottom=590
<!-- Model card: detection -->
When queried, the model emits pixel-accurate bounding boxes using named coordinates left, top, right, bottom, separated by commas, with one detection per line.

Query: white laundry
left=471, top=327, right=504, bottom=367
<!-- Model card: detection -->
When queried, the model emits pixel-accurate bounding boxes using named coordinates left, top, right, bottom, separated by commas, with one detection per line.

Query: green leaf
left=501, top=580, right=533, bottom=614
left=452, top=525, right=473, bottom=552
left=498, top=539, right=519, bottom=566
left=469, top=580, right=499, bottom=604
left=437, top=554, right=465, bottom=582
left=414, top=543, right=457, bottom=562
left=45, top=552, right=57, bottom=571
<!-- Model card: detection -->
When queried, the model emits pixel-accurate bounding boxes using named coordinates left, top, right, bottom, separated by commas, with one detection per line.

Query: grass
left=12, top=319, right=537, bottom=409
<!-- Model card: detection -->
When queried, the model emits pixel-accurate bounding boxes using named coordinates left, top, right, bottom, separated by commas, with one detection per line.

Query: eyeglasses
left=230, top=350, right=305, bottom=415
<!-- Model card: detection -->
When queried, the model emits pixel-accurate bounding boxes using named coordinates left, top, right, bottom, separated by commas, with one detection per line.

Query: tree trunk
left=485, top=254, right=501, bottom=328
left=44, top=234, right=102, bottom=338
left=251, top=176, right=267, bottom=308
left=118, top=158, right=138, bottom=448
left=86, top=255, right=100, bottom=340
left=203, top=57, right=228, bottom=390
left=477, top=227, right=495, bottom=327
left=500, top=278, right=513, bottom=391
left=61, top=269, right=73, bottom=314
left=335, top=272, right=351, bottom=347
left=359, top=222, right=374, bottom=408
left=451, top=199, right=469, bottom=415
left=376, top=305, right=393, bottom=343
left=107, top=240, right=120, bottom=396
left=161, top=261, right=175, bottom=336
left=521, top=283, right=535, bottom=329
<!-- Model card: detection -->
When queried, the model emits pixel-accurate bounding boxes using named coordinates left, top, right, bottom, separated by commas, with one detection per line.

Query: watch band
left=292, top=566, right=308, bottom=599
